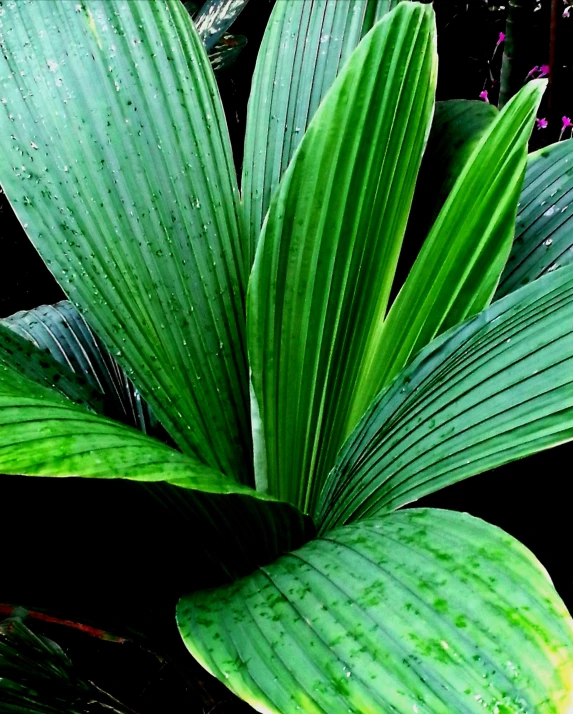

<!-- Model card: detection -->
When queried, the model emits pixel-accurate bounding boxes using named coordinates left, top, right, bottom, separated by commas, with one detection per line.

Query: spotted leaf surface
left=178, top=508, right=573, bottom=714
left=0, top=0, right=251, bottom=482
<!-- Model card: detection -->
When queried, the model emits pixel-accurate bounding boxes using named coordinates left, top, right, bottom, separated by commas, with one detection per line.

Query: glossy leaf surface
left=319, top=264, right=573, bottom=530
left=242, top=0, right=402, bottom=265
left=179, top=508, right=573, bottom=714
left=247, top=2, right=437, bottom=513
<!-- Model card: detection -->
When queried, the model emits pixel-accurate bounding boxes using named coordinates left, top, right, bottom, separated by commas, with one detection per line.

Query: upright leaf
left=179, top=509, right=573, bottom=714
left=497, top=139, right=573, bottom=298
left=318, top=264, right=573, bottom=532
left=241, top=0, right=402, bottom=266
left=0, top=0, right=251, bottom=482
left=247, top=2, right=437, bottom=513
left=193, top=0, right=250, bottom=50
left=347, top=80, right=545, bottom=427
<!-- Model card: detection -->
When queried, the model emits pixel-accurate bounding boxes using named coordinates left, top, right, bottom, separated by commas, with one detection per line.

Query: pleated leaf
left=247, top=3, right=437, bottom=513
left=348, top=80, right=545, bottom=425
left=0, top=0, right=251, bottom=482
left=193, top=0, right=250, bottom=50
left=497, top=139, right=573, bottom=298
left=1, top=301, right=160, bottom=435
left=318, top=263, right=573, bottom=532
left=393, top=99, right=498, bottom=295
left=241, top=0, right=402, bottom=267
left=0, top=321, right=102, bottom=413
left=178, top=508, right=573, bottom=714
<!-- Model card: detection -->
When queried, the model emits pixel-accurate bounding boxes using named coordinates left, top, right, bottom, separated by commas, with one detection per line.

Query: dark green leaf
left=194, top=0, right=250, bottom=50
left=208, top=33, right=247, bottom=73
left=497, top=139, right=573, bottom=298
left=178, top=508, right=573, bottom=714
left=318, top=263, right=573, bottom=531
left=0, top=0, right=251, bottom=482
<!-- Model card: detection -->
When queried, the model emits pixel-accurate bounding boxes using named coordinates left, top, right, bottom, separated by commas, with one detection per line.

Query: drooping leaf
left=241, top=0, right=403, bottom=266
left=193, top=0, right=250, bottom=50
left=0, top=321, right=102, bottom=413
left=393, top=99, right=498, bottom=296
left=1, top=301, right=161, bottom=436
left=0, top=0, right=251, bottom=482
left=178, top=508, right=573, bottom=714
left=318, top=263, right=573, bottom=532
left=247, top=2, right=437, bottom=513
left=496, top=139, right=573, bottom=298
left=347, top=80, right=545, bottom=427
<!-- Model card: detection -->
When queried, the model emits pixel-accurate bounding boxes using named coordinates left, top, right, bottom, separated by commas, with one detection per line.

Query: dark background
left=1, top=1, right=572, bottom=712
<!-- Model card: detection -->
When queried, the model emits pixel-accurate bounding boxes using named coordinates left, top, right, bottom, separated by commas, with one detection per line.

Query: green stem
left=498, top=0, right=535, bottom=108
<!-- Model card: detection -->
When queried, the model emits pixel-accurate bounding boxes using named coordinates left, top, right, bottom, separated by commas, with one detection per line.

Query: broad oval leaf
left=318, top=263, right=573, bottom=532
left=241, top=0, right=402, bottom=266
left=496, top=139, right=573, bottom=299
left=0, top=0, right=251, bottom=482
left=247, top=2, right=437, bottom=514
left=347, top=79, right=545, bottom=426
left=178, top=508, right=573, bottom=714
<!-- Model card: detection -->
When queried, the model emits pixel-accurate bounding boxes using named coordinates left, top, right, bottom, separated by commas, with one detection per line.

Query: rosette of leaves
left=1, top=2, right=573, bottom=713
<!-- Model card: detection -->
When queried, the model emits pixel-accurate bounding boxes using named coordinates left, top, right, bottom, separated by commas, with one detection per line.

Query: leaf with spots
left=178, top=508, right=573, bottom=714
left=0, top=0, right=251, bottom=483
left=193, top=0, right=250, bottom=51
left=496, top=139, right=573, bottom=298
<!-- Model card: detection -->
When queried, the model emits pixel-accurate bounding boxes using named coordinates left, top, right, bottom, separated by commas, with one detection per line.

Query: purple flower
left=497, top=31, right=505, bottom=45
left=526, top=66, right=539, bottom=80
left=536, top=118, right=548, bottom=129
left=479, top=90, right=489, bottom=103
left=559, top=116, right=573, bottom=140
left=538, top=64, right=550, bottom=77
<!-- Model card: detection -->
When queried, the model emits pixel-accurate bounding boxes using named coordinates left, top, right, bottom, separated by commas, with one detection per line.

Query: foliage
left=1, top=1, right=573, bottom=713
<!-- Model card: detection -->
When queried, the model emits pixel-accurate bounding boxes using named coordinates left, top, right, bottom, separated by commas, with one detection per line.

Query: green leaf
left=1, top=301, right=161, bottom=436
left=497, top=139, right=573, bottom=299
left=241, top=0, right=403, bottom=267
left=394, top=99, right=499, bottom=294
left=247, top=2, right=437, bottom=513
left=0, top=321, right=102, bottom=413
left=208, top=34, right=247, bottom=73
left=318, top=263, right=573, bottom=532
left=178, top=508, right=573, bottom=714
left=347, top=80, right=545, bottom=427
left=0, top=0, right=251, bottom=482
left=0, top=358, right=251, bottom=495
left=194, top=0, right=250, bottom=50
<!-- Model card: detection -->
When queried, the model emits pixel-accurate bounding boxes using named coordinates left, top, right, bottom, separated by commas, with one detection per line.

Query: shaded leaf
left=242, top=0, right=403, bottom=267
left=1, top=301, right=161, bottom=436
left=193, top=0, right=250, bottom=50
left=348, top=80, right=545, bottom=425
left=178, top=508, right=573, bottom=714
left=497, top=139, right=573, bottom=298
left=0, top=0, right=251, bottom=482
left=247, top=2, right=437, bottom=513
left=318, top=263, right=573, bottom=531
left=208, top=33, right=247, bottom=73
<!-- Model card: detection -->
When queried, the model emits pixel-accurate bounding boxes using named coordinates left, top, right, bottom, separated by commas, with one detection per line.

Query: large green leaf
left=1, top=301, right=160, bottom=435
left=0, top=0, right=251, bottom=482
left=497, top=139, right=573, bottom=299
left=241, top=0, right=401, bottom=266
left=178, top=508, right=573, bottom=714
left=347, top=80, right=544, bottom=427
left=247, top=2, right=437, bottom=514
left=318, top=264, right=573, bottom=532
